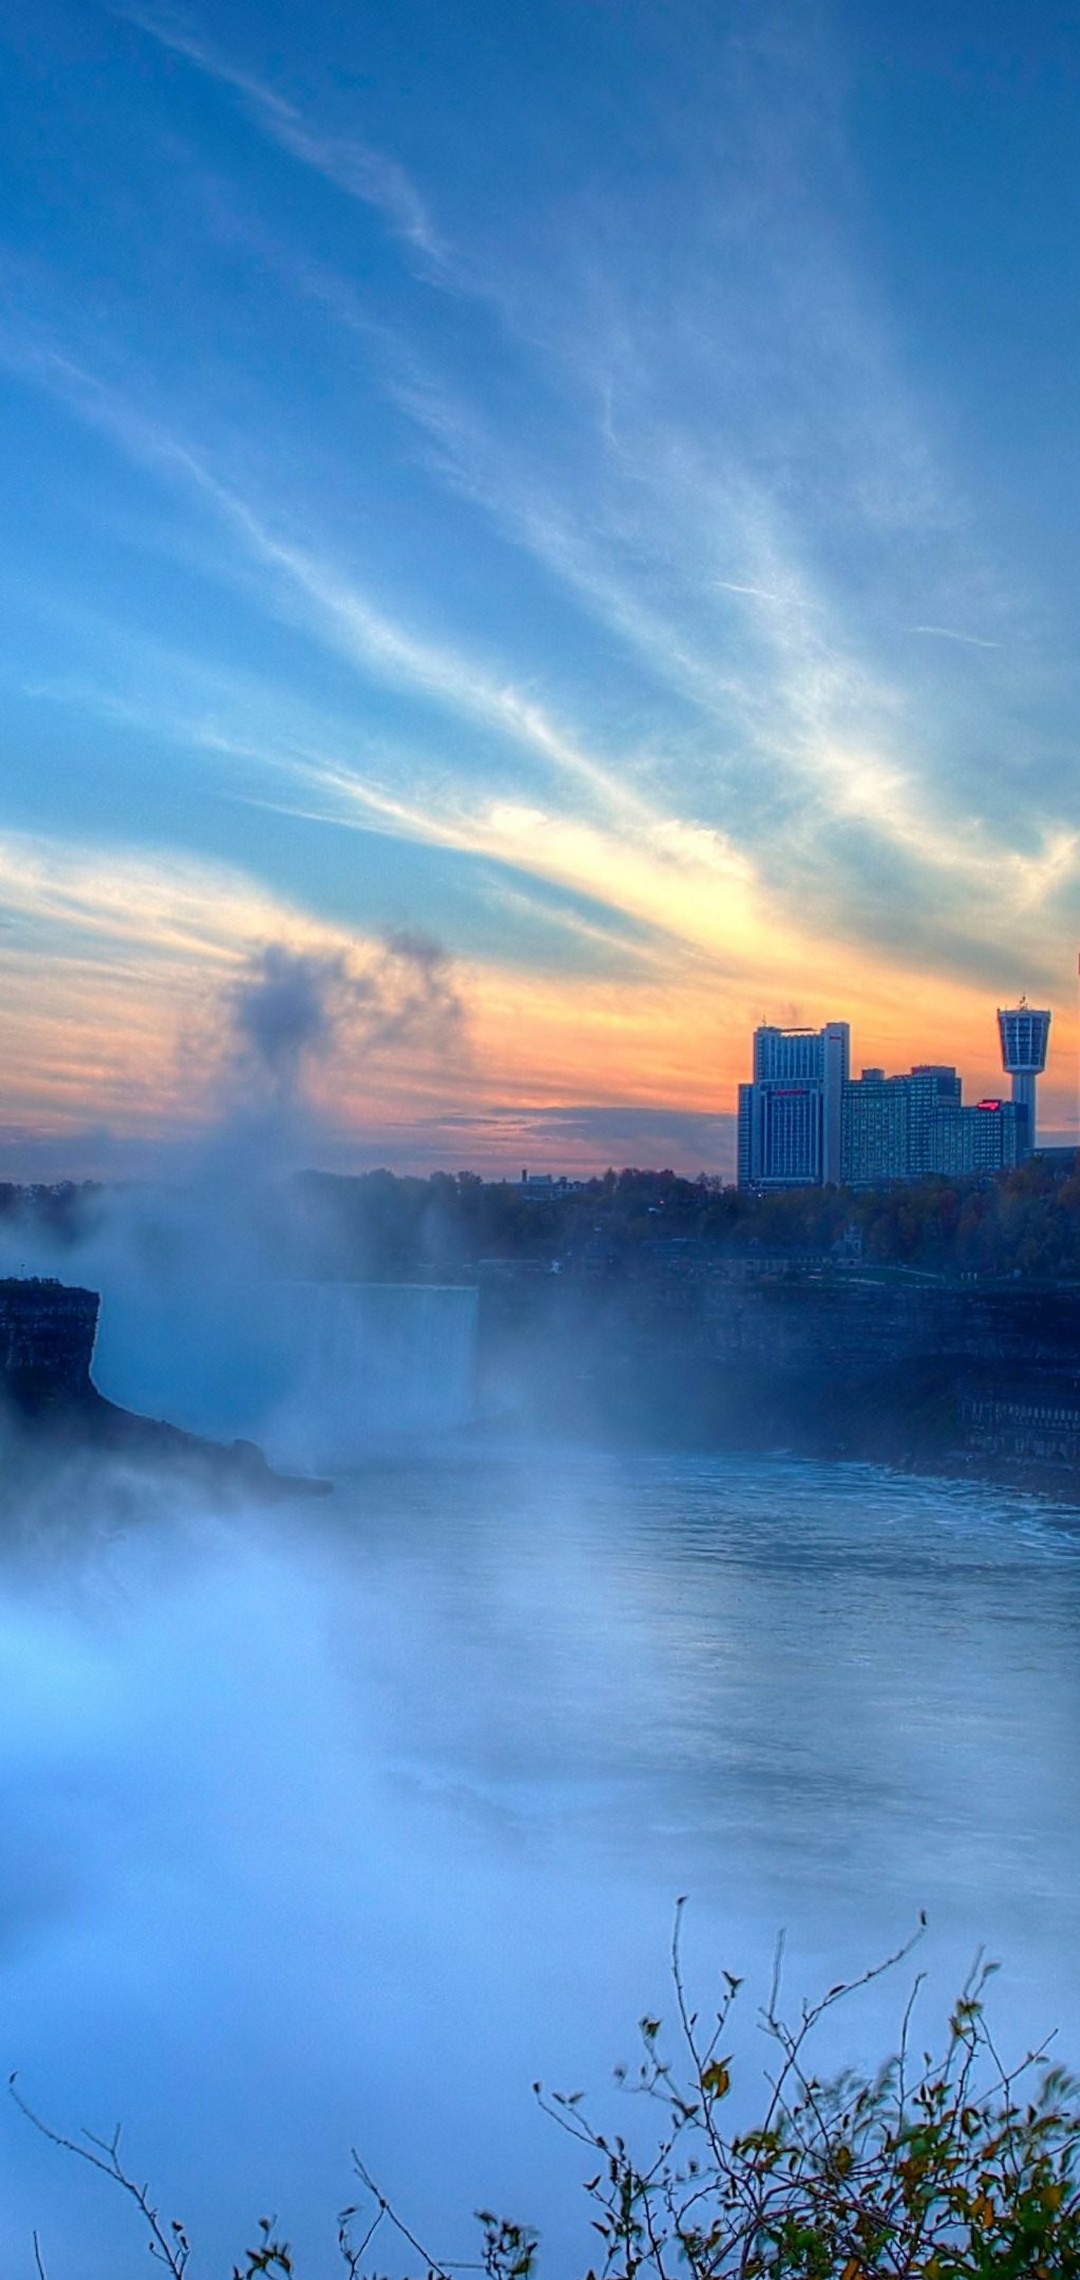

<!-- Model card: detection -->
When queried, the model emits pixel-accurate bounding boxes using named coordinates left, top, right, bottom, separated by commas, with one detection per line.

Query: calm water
left=2, top=1448, right=1080, bottom=2273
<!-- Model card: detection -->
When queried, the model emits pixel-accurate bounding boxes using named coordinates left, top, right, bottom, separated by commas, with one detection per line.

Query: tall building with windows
left=842, top=1064, right=963, bottom=1185
left=738, top=1021, right=1031, bottom=1190
left=997, top=1002, right=1051, bottom=1150
left=907, top=1066, right=965, bottom=1171
left=928, top=1096, right=1028, bottom=1176
left=737, top=1022, right=849, bottom=1189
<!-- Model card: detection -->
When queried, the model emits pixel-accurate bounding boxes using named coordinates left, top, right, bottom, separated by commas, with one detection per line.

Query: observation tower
left=996, top=999, right=1051, bottom=1152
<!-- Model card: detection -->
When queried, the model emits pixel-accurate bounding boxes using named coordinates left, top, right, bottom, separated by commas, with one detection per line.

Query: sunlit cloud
left=2, top=805, right=1038, bottom=1171
left=0, top=2, right=1077, bottom=1165
left=349, top=303, right=1032, bottom=925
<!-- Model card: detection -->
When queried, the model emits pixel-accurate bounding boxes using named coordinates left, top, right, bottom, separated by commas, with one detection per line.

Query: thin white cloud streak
left=712, top=579, right=818, bottom=607
left=104, top=4, right=1051, bottom=952
left=24, top=653, right=767, bottom=973
left=0, top=325, right=660, bottom=836
left=5, top=61, right=1069, bottom=994
left=373, top=357, right=1033, bottom=898
left=116, top=0, right=1026, bottom=858
left=109, top=3, right=447, bottom=266
left=18, top=575, right=1075, bottom=1007
left=332, top=382, right=1015, bottom=942
left=229, top=513, right=652, bottom=822
left=908, top=625, right=1003, bottom=650
left=21, top=652, right=685, bottom=977
left=0, top=825, right=291, bottom=962
left=261, top=740, right=1080, bottom=953
left=337, top=189, right=1076, bottom=960
left=13, top=618, right=777, bottom=972
left=11, top=315, right=1076, bottom=996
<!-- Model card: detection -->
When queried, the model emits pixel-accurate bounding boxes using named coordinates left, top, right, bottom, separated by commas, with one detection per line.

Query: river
left=2, top=1447, right=1079, bottom=2274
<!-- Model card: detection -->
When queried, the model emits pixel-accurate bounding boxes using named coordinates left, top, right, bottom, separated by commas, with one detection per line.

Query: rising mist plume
left=228, top=932, right=466, bottom=1105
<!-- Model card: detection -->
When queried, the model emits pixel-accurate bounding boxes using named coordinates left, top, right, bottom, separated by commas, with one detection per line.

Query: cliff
left=0, top=1277, right=99, bottom=1408
left=0, top=1278, right=327, bottom=1499
left=479, top=1268, right=1080, bottom=1493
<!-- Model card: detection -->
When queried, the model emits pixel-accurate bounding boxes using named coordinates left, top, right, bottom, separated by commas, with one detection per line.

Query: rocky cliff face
left=0, top=1278, right=99, bottom=1409
left=480, top=1270, right=1080, bottom=1490
left=0, top=1278, right=326, bottom=1500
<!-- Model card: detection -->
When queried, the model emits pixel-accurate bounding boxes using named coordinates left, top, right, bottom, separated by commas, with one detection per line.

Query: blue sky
left=1, top=0, right=1079, bottom=1171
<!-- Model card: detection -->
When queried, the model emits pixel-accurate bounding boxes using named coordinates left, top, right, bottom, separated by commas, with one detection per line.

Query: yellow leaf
left=700, top=2060, right=731, bottom=2099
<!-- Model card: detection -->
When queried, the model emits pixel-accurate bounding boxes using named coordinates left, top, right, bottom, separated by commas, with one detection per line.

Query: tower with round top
left=996, top=999, right=1051, bottom=1153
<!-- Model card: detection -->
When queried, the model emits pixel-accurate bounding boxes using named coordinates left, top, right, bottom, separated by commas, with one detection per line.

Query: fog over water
left=2, top=1447, right=1080, bottom=2275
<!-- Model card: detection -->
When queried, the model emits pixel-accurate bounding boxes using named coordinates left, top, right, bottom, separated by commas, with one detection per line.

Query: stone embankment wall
left=958, top=1392, right=1080, bottom=1466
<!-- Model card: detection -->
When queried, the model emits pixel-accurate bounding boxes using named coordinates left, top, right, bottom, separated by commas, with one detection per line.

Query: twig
left=9, top=2078, right=190, bottom=2279
left=349, top=2152, right=486, bottom=2275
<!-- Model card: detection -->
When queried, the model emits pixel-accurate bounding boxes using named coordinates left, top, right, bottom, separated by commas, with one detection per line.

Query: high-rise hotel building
left=737, top=1022, right=849, bottom=1190
left=737, top=1020, right=1031, bottom=1190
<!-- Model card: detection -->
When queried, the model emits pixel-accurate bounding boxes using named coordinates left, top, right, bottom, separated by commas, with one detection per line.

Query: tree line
left=4, top=1158, right=1080, bottom=1282
left=293, top=1157, right=1080, bottom=1283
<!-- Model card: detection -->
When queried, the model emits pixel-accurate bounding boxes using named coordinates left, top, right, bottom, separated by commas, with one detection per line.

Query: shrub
left=14, top=1912, right=1080, bottom=2278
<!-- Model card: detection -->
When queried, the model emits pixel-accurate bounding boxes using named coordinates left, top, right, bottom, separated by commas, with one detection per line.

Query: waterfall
left=268, top=1283, right=479, bottom=1468
left=93, top=1280, right=479, bottom=1470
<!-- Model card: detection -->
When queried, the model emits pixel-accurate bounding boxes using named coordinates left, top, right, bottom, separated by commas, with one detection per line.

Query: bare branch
left=9, top=2078, right=189, bottom=2278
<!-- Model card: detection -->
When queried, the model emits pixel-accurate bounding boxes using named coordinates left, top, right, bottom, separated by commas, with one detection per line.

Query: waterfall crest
left=93, top=1280, right=479, bottom=1469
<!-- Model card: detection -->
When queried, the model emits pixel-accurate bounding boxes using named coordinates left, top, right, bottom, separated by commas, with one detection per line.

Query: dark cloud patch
left=228, top=931, right=466, bottom=1100
left=0, top=1104, right=734, bottom=1185
left=352, top=927, right=465, bottom=1053
left=231, top=944, right=345, bottom=1085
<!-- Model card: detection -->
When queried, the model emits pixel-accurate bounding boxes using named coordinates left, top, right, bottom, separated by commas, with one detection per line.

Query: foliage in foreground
left=14, top=1913, right=1080, bottom=2279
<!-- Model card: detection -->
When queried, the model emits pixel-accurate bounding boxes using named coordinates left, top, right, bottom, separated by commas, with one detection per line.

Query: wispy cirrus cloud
left=3, top=0, right=1077, bottom=1170
left=358, top=337, right=1058, bottom=944
left=109, top=2, right=448, bottom=266
left=8, top=313, right=1073, bottom=1008
left=907, top=625, right=1003, bottom=650
left=100, top=2, right=1040, bottom=938
left=0, top=323, right=653, bottom=826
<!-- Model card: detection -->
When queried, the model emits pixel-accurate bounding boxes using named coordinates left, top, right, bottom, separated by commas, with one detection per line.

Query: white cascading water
left=268, top=1283, right=480, bottom=1468
left=93, top=1280, right=479, bottom=1469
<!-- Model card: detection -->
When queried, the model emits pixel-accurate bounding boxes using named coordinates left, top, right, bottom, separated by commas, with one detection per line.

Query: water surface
left=2, top=1449, right=1079, bottom=2274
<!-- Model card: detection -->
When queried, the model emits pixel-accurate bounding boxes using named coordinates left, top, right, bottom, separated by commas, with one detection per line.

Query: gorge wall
left=480, top=1270, right=1080, bottom=1488
left=6, top=1266, right=1080, bottom=1498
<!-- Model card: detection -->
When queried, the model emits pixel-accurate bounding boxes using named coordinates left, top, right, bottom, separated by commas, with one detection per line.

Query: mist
left=3, top=949, right=1080, bottom=2274
left=0, top=936, right=475, bottom=1465
left=3, top=1454, right=1080, bottom=2276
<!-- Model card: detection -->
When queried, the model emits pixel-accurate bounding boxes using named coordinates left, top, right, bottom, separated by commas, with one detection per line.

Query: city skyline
left=3, top=2, right=1080, bottom=1175
left=736, top=1006, right=1039, bottom=1192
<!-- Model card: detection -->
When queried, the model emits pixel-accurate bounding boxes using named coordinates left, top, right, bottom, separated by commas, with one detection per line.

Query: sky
left=1, top=0, right=1080, bottom=1175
